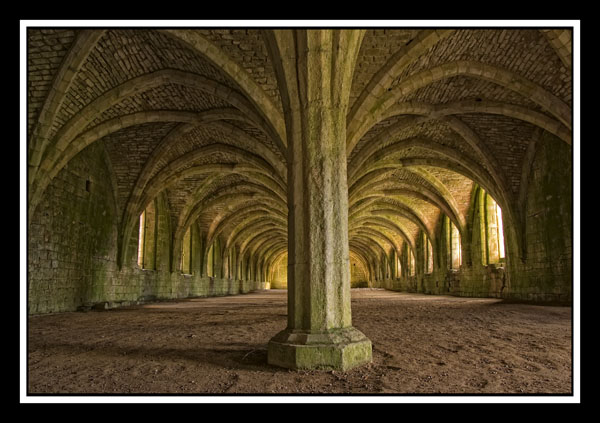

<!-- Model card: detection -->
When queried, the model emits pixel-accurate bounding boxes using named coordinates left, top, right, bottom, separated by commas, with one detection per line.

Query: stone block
left=267, top=326, right=372, bottom=371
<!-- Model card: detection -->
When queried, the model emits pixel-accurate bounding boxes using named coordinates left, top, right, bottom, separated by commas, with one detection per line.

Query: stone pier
left=266, top=30, right=373, bottom=371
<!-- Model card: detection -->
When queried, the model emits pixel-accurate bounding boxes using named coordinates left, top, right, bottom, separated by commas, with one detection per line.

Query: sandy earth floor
left=27, top=289, right=573, bottom=396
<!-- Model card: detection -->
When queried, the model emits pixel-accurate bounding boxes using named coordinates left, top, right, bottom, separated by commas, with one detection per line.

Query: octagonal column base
left=267, top=327, right=372, bottom=371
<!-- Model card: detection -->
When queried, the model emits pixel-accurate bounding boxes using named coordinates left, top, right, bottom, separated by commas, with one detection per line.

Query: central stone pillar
left=266, top=30, right=372, bottom=371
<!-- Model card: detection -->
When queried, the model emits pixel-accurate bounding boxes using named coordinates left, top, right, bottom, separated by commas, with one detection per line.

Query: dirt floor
left=27, top=288, right=573, bottom=396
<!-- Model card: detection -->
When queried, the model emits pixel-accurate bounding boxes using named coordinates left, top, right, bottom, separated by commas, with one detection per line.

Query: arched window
left=180, top=226, right=192, bottom=275
left=396, top=255, right=401, bottom=278
left=384, top=255, right=390, bottom=279
left=206, top=243, right=214, bottom=277
left=409, top=249, right=416, bottom=276
left=484, top=192, right=506, bottom=264
left=446, top=216, right=461, bottom=270
left=137, top=201, right=157, bottom=270
left=226, top=249, right=234, bottom=279
left=137, top=210, right=145, bottom=268
left=423, top=233, right=434, bottom=274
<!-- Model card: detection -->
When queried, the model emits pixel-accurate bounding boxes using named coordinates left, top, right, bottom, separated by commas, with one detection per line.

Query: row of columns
left=180, top=225, right=282, bottom=283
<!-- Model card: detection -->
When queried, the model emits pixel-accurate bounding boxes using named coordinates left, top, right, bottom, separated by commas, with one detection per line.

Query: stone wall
left=506, top=130, right=573, bottom=302
left=375, top=131, right=572, bottom=304
left=28, top=142, right=118, bottom=313
left=28, top=128, right=572, bottom=313
left=28, top=142, right=268, bottom=315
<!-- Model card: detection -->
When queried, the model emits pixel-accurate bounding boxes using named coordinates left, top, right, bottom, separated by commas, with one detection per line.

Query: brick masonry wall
left=28, top=142, right=268, bottom=315
left=27, top=29, right=77, bottom=139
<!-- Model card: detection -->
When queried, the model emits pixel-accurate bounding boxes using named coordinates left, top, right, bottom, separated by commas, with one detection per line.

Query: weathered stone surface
left=268, top=327, right=372, bottom=371
left=26, top=27, right=573, bottom=339
left=257, top=30, right=375, bottom=370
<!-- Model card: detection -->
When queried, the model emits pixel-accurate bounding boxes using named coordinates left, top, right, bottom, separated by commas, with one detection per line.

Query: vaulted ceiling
left=27, top=27, right=572, bottom=272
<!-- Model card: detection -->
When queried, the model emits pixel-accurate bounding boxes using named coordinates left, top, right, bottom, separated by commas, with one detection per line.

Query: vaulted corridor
left=24, top=22, right=577, bottom=397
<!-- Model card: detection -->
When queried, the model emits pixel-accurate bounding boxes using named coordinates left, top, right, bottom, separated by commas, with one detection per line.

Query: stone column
left=266, top=30, right=372, bottom=371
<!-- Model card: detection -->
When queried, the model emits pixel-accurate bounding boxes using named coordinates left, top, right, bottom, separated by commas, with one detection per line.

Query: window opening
left=137, top=210, right=145, bottom=268
left=483, top=191, right=506, bottom=264
left=181, top=226, right=192, bottom=275
left=423, top=233, right=434, bottom=274
left=207, top=243, right=214, bottom=277
left=446, top=216, right=461, bottom=270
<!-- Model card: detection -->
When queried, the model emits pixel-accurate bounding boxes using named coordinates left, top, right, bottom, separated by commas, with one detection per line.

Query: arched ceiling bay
left=346, top=27, right=571, bottom=265
left=27, top=26, right=572, bottom=274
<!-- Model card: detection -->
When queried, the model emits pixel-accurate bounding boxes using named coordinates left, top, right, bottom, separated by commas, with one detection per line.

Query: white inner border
left=20, top=19, right=581, bottom=404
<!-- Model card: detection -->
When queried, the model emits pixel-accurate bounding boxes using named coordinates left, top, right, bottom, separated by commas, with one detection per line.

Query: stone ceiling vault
left=27, top=27, right=572, bottom=274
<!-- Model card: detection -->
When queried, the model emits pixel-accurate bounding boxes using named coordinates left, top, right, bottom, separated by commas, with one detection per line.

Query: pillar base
left=267, top=327, right=372, bottom=371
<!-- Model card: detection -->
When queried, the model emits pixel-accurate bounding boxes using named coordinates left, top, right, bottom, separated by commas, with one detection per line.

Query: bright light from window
left=207, top=243, right=214, bottom=277
left=496, top=203, right=505, bottom=259
left=181, top=227, right=192, bottom=275
left=427, top=238, right=434, bottom=273
left=451, top=221, right=461, bottom=269
left=137, top=211, right=145, bottom=268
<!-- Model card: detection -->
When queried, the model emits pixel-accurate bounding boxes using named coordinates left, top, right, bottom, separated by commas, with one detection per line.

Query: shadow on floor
left=32, top=340, right=281, bottom=373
